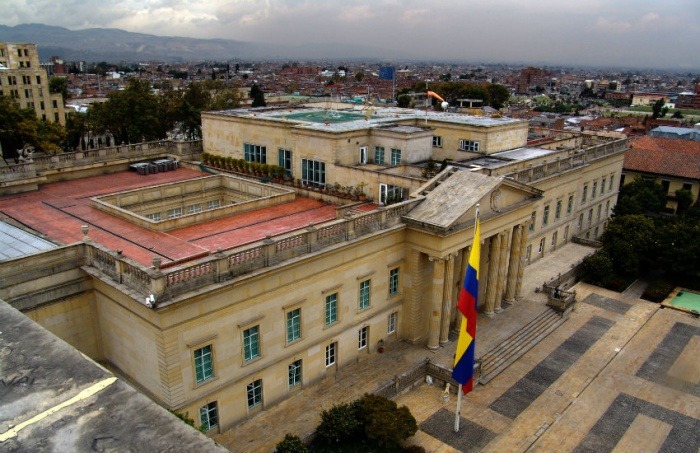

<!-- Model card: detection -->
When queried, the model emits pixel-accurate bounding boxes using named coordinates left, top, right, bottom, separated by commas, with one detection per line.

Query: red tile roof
left=0, top=169, right=339, bottom=266
left=625, top=136, right=700, bottom=180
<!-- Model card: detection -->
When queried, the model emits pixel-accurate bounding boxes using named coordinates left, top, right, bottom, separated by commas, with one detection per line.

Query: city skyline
left=2, top=0, right=700, bottom=70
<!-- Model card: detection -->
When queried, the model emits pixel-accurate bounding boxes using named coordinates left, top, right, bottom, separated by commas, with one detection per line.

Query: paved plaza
left=213, top=243, right=699, bottom=452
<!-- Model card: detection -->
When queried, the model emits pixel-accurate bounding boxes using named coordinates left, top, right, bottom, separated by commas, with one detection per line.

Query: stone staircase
left=478, top=308, right=567, bottom=384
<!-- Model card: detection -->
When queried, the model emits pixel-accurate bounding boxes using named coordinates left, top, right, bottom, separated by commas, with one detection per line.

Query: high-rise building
left=0, top=42, right=66, bottom=125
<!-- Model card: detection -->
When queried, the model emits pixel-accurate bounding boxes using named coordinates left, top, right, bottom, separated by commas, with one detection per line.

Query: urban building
left=0, top=42, right=66, bottom=125
left=623, top=136, right=700, bottom=212
left=0, top=105, right=625, bottom=435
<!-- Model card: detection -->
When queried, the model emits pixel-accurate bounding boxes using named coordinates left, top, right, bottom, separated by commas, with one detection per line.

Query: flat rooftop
left=209, top=106, right=525, bottom=133
left=0, top=168, right=339, bottom=267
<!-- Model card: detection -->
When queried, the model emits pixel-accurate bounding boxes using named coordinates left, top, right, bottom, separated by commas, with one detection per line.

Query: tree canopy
left=413, top=81, right=510, bottom=109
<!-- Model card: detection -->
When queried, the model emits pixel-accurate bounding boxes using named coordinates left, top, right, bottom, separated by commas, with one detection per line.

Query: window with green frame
left=286, top=308, right=301, bottom=343
left=359, top=279, right=371, bottom=309
left=247, top=379, right=262, bottom=408
left=390, top=148, right=401, bottom=166
left=389, top=268, right=399, bottom=296
left=194, top=345, right=213, bottom=383
left=199, top=401, right=218, bottom=431
left=555, top=200, right=562, bottom=219
left=243, top=326, right=260, bottom=362
left=374, top=146, right=385, bottom=164
left=325, top=293, right=337, bottom=325
left=288, top=359, right=302, bottom=387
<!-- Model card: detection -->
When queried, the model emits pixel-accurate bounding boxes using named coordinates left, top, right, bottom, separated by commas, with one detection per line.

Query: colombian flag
left=452, top=220, right=480, bottom=394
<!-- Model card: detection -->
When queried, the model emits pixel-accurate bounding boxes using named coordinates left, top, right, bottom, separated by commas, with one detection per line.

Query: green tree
left=671, top=110, right=684, bottom=119
left=581, top=249, right=614, bottom=287
left=49, top=76, right=70, bottom=102
left=614, top=178, right=667, bottom=216
left=355, top=71, right=365, bottom=82
left=397, top=94, right=411, bottom=108
left=651, top=98, right=665, bottom=119
left=250, top=84, right=266, bottom=107
left=487, top=84, right=510, bottom=109
left=358, top=394, right=417, bottom=450
left=674, top=189, right=694, bottom=214
left=654, top=218, right=700, bottom=278
left=315, top=401, right=362, bottom=446
left=601, top=214, right=656, bottom=276
left=93, top=79, right=162, bottom=144
left=0, top=95, right=38, bottom=159
left=275, top=434, right=309, bottom=453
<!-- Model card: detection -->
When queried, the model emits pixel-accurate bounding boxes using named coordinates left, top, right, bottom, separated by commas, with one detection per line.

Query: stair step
left=478, top=308, right=566, bottom=384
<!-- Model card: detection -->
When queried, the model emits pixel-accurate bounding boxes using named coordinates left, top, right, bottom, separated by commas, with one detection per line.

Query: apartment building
left=0, top=42, right=66, bottom=125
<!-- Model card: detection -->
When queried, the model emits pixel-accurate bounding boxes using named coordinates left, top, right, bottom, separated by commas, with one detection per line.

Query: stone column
left=439, top=254, right=455, bottom=344
left=406, top=248, right=424, bottom=342
left=514, top=223, right=529, bottom=300
left=427, top=256, right=445, bottom=350
left=484, top=234, right=501, bottom=316
left=494, top=230, right=510, bottom=312
left=504, top=225, right=524, bottom=305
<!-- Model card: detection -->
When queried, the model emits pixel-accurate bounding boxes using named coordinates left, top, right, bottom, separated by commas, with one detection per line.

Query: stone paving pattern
left=212, top=243, right=699, bottom=452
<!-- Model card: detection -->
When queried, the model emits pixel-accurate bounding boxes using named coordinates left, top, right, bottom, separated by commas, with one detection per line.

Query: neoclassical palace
left=0, top=104, right=625, bottom=434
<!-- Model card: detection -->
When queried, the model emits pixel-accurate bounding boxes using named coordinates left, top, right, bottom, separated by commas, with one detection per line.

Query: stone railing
left=543, top=262, right=584, bottom=315
left=374, top=358, right=465, bottom=400
left=83, top=199, right=421, bottom=303
left=507, top=138, right=627, bottom=184
left=0, top=139, right=203, bottom=181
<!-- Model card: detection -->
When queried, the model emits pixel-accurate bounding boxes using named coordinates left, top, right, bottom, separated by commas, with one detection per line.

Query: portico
left=401, top=168, right=541, bottom=348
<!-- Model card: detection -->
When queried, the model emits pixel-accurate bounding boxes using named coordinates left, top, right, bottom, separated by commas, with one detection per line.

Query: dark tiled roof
left=625, top=136, right=700, bottom=180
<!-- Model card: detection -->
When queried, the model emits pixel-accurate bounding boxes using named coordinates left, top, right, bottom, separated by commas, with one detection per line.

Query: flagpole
left=454, top=203, right=479, bottom=433
left=454, top=384, right=462, bottom=432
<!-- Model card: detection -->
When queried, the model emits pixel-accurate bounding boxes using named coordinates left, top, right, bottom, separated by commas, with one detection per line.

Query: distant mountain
left=0, top=23, right=406, bottom=62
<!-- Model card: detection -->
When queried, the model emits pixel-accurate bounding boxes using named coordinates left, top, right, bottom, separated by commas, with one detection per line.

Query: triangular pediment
left=403, top=167, right=541, bottom=234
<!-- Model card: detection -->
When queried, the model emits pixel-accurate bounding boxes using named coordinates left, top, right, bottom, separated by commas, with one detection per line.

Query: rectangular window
left=567, top=195, right=574, bottom=214
left=526, top=244, right=532, bottom=261
left=555, top=200, right=562, bottom=220
left=199, top=402, right=218, bottom=431
left=390, top=148, right=401, bottom=166
left=588, top=209, right=593, bottom=225
left=597, top=204, right=602, bottom=220
left=609, top=173, right=615, bottom=191
left=459, top=139, right=480, bottom=151
left=278, top=149, right=292, bottom=177
left=552, top=232, right=557, bottom=248
left=40, top=101, right=45, bottom=110
left=388, top=268, right=399, bottom=297
left=682, top=182, right=692, bottom=192
left=301, top=159, right=326, bottom=187
left=243, top=326, right=260, bottom=362
left=325, top=293, right=337, bottom=325
left=579, top=213, right=584, bottom=230
left=388, top=312, right=397, bottom=334
left=661, top=180, right=670, bottom=194
left=325, top=342, right=336, bottom=367
left=243, top=143, right=266, bottom=163
left=52, top=100, right=58, bottom=108
left=146, top=212, right=161, bottom=221
left=539, top=238, right=545, bottom=254
left=602, top=177, right=607, bottom=193
left=543, top=205, right=550, bottom=226
left=186, top=204, right=201, bottom=214
left=592, top=182, right=598, bottom=199
left=36, top=75, right=41, bottom=84
left=288, top=359, right=302, bottom=387
left=194, top=345, right=214, bottom=383
left=606, top=200, right=610, bottom=217
left=359, top=279, right=371, bottom=310
left=358, top=326, right=368, bottom=349
left=207, top=199, right=221, bottom=210
left=247, top=379, right=262, bottom=408
left=432, top=136, right=442, bottom=147
left=564, top=225, right=569, bottom=240
left=167, top=207, right=182, bottom=219
left=374, top=146, right=385, bottom=164
left=529, top=211, right=536, bottom=231
left=286, top=308, right=301, bottom=343
left=582, top=184, right=588, bottom=203
left=359, top=146, right=368, bottom=164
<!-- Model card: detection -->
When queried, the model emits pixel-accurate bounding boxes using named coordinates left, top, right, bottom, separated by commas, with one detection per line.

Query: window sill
left=241, top=356, right=262, bottom=367
left=193, top=376, right=218, bottom=390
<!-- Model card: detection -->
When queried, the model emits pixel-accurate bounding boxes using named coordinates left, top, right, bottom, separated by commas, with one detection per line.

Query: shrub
left=358, top=394, right=417, bottom=450
left=275, top=434, right=309, bottom=453
left=315, top=401, right=362, bottom=446
left=642, top=279, right=675, bottom=302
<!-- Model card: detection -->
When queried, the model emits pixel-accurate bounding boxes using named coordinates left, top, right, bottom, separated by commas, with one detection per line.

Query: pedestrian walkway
left=213, top=242, right=597, bottom=452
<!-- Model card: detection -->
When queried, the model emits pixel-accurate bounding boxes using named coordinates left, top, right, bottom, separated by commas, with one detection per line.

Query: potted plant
left=354, top=182, right=367, bottom=201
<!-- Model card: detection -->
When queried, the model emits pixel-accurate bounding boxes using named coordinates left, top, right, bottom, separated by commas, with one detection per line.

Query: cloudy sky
left=3, top=0, right=700, bottom=69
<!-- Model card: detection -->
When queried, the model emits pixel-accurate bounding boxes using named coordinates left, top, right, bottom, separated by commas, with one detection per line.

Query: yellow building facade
left=0, top=107, right=626, bottom=434
left=0, top=42, right=66, bottom=126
